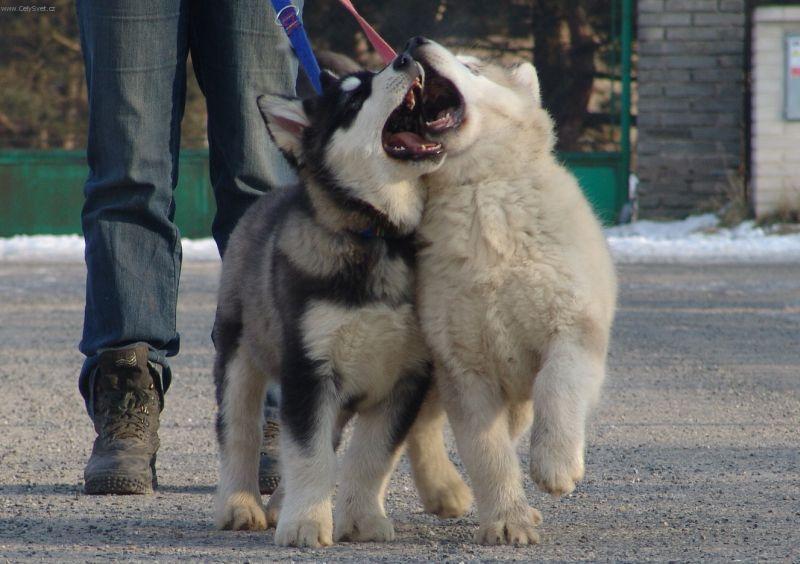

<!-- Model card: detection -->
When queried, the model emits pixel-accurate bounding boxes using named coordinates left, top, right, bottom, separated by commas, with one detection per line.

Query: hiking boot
left=84, top=344, right=161, bottom=495
left=259, top=402, right=280, bottom=495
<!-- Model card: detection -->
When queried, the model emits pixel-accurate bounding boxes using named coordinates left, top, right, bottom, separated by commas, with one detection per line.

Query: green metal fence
left=563, top=0, right=633, bottom=225
left=0, top=150, right=215, bottom=238
left=0, top=148, right=627, bottom=238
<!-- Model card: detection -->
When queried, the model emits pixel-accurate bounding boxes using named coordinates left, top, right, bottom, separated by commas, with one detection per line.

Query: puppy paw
left=334, top=512, right=395, bottom=543
left=477, top=506, right=542, bottom=546
left=418, top=473, right=473, bottom=518
left=275, top=518, right=333, bottom=548
left=530, top=441, right=584, bottom=496
left=215, top=492, right=268, bottom=531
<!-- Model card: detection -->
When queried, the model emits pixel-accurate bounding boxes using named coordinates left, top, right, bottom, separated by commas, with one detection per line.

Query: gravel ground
left=0, top=262, right=798, bottom=562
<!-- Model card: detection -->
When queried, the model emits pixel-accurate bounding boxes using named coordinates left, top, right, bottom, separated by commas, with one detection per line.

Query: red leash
left=336, top=0, right=397, bottom=64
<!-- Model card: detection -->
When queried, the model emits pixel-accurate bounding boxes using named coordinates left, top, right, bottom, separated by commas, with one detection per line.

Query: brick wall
left=637, top=0, right=747, bottom=218
left=751, top=6, right=800, bottom=218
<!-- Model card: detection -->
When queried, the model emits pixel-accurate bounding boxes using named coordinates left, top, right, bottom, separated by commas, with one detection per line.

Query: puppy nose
left=404, top=36, right=429, bottom=53
left=392, top=52, right=412, bottom=71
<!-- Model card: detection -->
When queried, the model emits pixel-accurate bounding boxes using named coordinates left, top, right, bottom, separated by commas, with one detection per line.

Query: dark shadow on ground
left=0, top=483, right=215, bottom=495
left=155, top=484, right=215, bottom=494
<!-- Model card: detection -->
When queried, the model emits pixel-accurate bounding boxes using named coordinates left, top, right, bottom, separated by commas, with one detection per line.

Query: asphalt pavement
left=0, top=262, right=798, bottom=562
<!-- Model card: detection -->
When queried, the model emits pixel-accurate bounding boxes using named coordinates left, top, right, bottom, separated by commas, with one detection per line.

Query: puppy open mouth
left=382, top=77, right=444, bottom=160
left=418, top=62, right=465, bottom=134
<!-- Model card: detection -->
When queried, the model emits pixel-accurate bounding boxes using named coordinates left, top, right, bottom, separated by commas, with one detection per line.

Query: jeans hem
left=79, top=342, right=174, bottom=417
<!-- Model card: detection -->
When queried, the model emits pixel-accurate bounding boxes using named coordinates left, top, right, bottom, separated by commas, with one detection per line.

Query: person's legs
left=190, top=0, right=302, bottom=494
left=188, top=0, right=301, bottom=256
left=76, top=0, right=189, bottom=493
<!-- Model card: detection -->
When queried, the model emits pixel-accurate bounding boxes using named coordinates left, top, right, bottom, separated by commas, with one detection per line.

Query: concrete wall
left=637, top=0, right=747, bottom=218
left=751, top=6, right=800, bottom=218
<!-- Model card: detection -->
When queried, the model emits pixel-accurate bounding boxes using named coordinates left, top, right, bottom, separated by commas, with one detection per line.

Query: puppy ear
left=512, top=62, right=541, bottom=106
left=320, top=69, right=339, bottom=93
left=257, top=94, right=310, bottom=159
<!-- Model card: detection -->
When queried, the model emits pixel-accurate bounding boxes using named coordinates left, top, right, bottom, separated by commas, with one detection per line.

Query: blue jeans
left=76, top=0, right=301, bottom=409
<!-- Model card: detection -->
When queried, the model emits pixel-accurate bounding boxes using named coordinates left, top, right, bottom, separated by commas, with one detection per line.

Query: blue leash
left=270, top=0, right=323, bottom=94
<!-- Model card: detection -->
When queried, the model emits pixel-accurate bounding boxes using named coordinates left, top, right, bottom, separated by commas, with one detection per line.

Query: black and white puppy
left=213, top=55, right=446, bottom=548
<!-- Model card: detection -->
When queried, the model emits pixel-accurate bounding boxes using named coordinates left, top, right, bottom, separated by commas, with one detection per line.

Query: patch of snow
left=2, top=214, right=800, bottom=264
left=606, top=214, right=800, bottom=264
left=606, top=213, right=720, bottom=239
left=0, top=235, right=86, bottom=262
left=179, top=238, right=220, bottom=262
left=0, top=235, right=220, bottom=263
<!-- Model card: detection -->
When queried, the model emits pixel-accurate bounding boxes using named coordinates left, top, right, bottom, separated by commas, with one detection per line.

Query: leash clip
left=274, top=5, right=301, bottom=34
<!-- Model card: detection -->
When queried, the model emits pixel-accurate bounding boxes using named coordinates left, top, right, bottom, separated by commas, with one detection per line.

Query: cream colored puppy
left=405, top=37, right=617, bottom=545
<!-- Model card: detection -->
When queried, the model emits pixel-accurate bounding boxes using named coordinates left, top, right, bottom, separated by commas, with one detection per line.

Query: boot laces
left=98, top=387, right=153, bottom=441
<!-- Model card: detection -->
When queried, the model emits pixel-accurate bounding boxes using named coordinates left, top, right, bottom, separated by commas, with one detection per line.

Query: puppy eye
left=341, top=89, right=365, bottom=114
left=348, top=97, right=364, bottom=112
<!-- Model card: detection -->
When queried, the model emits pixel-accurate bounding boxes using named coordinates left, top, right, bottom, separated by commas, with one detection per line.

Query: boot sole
left=84, top=475, right=154, bottom=495
left=84, top=455, right=157, bottom=495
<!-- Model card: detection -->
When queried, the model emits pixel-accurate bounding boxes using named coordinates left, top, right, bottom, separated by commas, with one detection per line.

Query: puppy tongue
left=385, top=132, right=442, bottom=156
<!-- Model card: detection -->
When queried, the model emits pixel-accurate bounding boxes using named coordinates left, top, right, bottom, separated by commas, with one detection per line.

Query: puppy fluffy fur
left=213, top=61, right=472, bottom=549
left=405, top=39, right=617, bottom=545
